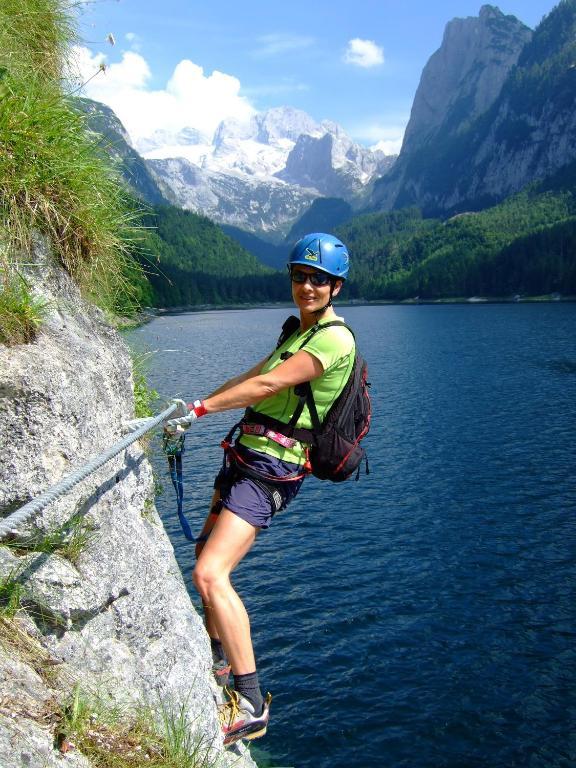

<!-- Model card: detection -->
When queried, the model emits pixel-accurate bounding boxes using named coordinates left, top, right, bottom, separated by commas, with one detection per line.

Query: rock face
left=372, top=5, right=535, bottom=212
left=402, top=5, right=532, bottom=155
left=277, top=128, right=395, bottom=198
left=0, top=237, right=254, bottom=768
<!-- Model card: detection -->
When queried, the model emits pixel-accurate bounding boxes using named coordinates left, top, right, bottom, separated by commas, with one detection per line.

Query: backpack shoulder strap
left=297, top=320, right=355, bottom=349
left=275, top=315, right=301, bottom=349
left=288, top=321, right=355, bottom=433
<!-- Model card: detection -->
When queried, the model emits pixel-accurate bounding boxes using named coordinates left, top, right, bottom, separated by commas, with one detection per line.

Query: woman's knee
left=193, top=560, right=227, bottom=601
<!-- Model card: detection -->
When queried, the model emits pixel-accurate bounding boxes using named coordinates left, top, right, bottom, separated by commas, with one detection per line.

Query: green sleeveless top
left=239, top=316, right=355, bottom=465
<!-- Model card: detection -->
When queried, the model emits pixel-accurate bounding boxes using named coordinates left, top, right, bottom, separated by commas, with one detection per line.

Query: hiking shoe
left=218, top=688, right=272, bottom=746
left=212, top=658, right=231, bottom=687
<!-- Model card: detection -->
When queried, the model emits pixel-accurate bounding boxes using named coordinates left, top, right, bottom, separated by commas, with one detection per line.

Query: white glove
left=163, top=399, right=207, bottom=434
left=169, top=399, right=188, bottom=419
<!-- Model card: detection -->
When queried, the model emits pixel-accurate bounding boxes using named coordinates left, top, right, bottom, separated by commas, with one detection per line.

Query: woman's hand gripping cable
left=163, top=398, right=208, bottom=434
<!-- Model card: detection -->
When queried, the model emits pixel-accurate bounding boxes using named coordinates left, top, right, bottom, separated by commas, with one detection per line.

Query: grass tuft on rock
left=0, top=271, right=49, bottom=344
left=57, top=686, right=219, bottom=768
left=0, top=0, right=149, bottom=344
left=0, top=568, right=22, bottom=618
left=5, top=512, right=96, bottom=565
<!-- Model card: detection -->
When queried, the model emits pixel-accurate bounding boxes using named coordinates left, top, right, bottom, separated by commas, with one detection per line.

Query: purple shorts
left=214, top=445, right=305, bottom=529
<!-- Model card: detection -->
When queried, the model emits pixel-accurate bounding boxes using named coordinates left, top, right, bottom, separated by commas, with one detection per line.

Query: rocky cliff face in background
left=402, top=5, right=532, bottom=155
left=276, top=124, right=395, bottom=199
left=371, top=2, right=576, bottom=215
left=0, top=236, right=254, bottom=768
left=372, top=4, right=532, bottom=212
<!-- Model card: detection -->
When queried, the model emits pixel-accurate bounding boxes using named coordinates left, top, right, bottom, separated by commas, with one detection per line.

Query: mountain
left=401, top=5, right=532, bottom=156
left=139, top=106, right=396, bottom=236
left=220, top=225, right=288, bottom=270
left=371, top=2, right=576, bottom=215
left=76, top=3, right=576, bottom=305
left=275, top=122, right=395, bottom=198
left=220, top=197, right=356, bottom=272
left=284, top=197, right=354, bottom=243
left=146, top=156, right=318, bottom=238
left=137, top=206, right=286, bottom=307
left=76, top=97, right=168, bottom=206
left=71, top=99, right=286, bottom=307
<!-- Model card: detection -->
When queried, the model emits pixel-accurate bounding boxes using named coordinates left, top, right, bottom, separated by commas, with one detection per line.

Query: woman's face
left=291, top=265, right=342, bottom=315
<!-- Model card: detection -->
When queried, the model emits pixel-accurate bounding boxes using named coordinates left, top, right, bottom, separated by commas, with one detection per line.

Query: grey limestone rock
left=402, top=5, right=531, bottom=155
left=0, top=236, right=255, bottom=767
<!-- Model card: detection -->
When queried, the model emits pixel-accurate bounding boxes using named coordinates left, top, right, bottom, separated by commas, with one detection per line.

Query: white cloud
left=345, top=117, right=406, bottom=154
left=125, top=32, right=142, bottom=51
left=69, top=45, right=256, bottom=143
left=253, top=34, right=315, bottom=57
left=370, top=138, right=403, bottom=155
left=343, top=38, right=384, bottom=68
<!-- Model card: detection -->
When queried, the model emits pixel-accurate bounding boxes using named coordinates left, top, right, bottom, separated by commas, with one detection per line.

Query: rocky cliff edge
left=0, top=235, right=255, bottom=768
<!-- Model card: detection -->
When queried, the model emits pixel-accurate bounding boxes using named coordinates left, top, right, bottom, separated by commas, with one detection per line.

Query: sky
left=73, top=0, right=557, bottom=154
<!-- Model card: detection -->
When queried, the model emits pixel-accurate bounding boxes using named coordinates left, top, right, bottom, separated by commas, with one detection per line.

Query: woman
left=164, top=232, right=355, bottom=746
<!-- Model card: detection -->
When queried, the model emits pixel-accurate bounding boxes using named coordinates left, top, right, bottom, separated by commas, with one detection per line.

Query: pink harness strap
left=240, top=423, right=298, bottom=450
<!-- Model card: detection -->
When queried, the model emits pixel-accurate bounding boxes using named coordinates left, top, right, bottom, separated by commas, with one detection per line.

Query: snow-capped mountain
left=139, top=107, right=327, bottom=177
left=147, top=156, right=318, bottom=236
left=139, top=106, right=396, bottom=236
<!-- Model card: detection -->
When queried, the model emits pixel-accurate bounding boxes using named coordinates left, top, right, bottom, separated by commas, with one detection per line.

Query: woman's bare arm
left=203, top=351, right=323, bottom=414
left=206, top=355, right=271, bottom=398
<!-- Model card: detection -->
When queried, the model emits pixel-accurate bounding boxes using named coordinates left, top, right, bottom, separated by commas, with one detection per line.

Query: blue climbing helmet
left=288, top=232, right=350, bottom=281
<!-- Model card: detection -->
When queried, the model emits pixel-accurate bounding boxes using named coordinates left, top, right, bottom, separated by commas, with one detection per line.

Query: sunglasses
left=290, top=268, right=332, bottom=287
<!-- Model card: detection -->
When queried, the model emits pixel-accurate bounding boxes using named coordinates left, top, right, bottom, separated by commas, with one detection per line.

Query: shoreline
left=148, top=294, right=576, bottom=316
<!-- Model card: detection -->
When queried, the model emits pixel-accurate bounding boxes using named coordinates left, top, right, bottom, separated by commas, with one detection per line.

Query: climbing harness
left=221, top=424, right=311, bottom=483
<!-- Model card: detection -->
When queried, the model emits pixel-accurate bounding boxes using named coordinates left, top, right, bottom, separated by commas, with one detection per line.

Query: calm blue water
left=127, top=304, right=576, bottom=768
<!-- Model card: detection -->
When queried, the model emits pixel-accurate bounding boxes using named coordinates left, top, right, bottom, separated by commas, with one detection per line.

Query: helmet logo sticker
left=304, top=247, right=318, bottom=261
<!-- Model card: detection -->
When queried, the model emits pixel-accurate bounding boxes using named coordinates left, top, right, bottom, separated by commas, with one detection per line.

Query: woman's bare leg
left=193, top=507, right=258, bottom=674
left=195, top=490, right=223, bottom=640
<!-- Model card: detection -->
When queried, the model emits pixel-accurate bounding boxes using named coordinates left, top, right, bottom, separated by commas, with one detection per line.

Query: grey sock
left=233, top=671, right=264, bottom=715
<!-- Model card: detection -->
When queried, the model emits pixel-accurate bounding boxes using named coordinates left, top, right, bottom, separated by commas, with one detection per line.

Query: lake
left=127, top=303, right=576, bottom=768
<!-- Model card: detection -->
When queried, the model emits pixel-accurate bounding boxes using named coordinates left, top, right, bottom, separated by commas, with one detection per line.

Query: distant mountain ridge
left=77, top=98, right=169, bottom=207
left=139, top=106, right=395, bottom=236
left=146, top=156, right=318, bottom=239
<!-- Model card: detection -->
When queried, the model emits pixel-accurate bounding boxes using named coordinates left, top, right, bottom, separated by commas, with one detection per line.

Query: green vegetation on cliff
left=0, top=0, right=149, bottom=344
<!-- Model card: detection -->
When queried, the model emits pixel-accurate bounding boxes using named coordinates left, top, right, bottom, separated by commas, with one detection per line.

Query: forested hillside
left=137, top=207, right=287, bottom=306
left=337, top=183, right=576, bottom=299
